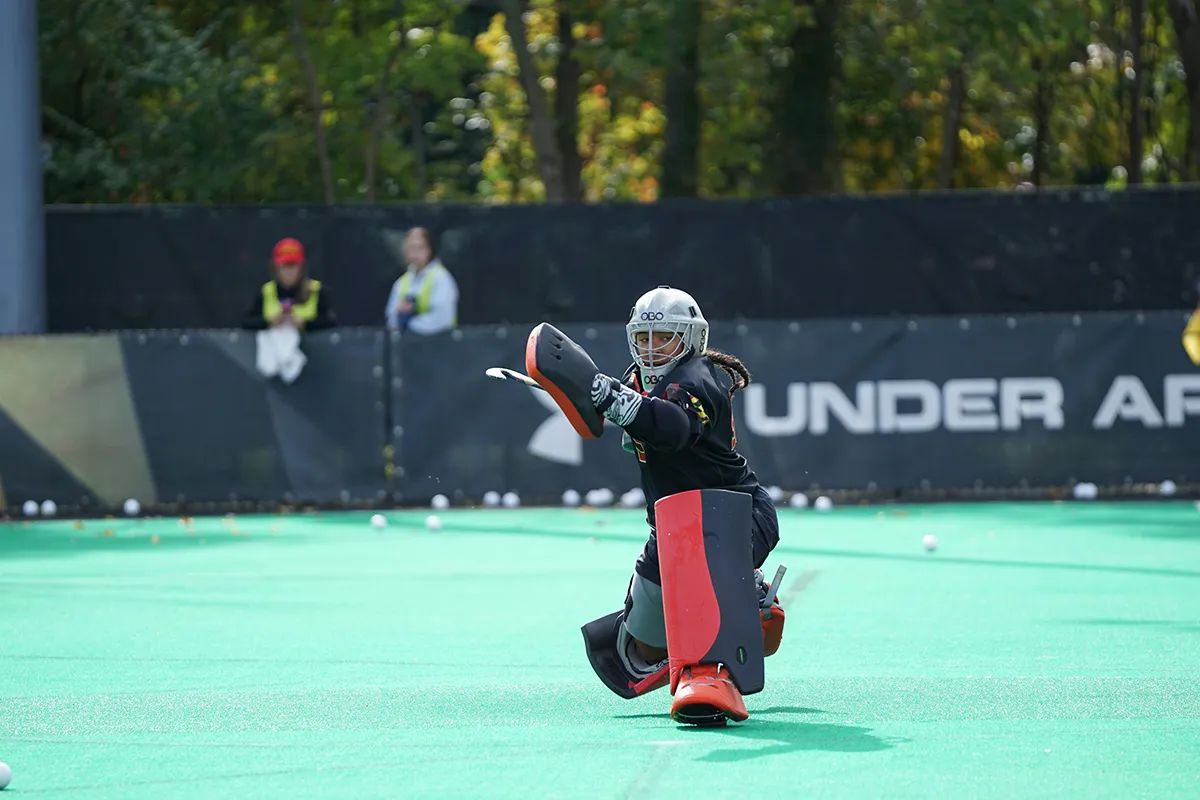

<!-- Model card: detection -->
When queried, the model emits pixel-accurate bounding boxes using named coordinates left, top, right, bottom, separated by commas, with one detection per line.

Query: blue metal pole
left=0, top=0, right=46, bottom=334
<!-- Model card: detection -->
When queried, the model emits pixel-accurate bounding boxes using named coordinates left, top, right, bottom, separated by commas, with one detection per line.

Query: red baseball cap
left=273, top=238, right=305, bottom=266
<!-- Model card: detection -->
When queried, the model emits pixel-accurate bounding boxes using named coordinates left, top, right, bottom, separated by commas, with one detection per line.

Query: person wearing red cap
left=242, top=238, right=337, bottom=331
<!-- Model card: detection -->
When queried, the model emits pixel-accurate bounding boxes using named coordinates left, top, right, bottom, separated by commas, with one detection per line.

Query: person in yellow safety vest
left=242, top=237, right=337, bottom=331
left=1185, top=305, right=1200, bottom=366
left=384, top=227, right=459, bottom=334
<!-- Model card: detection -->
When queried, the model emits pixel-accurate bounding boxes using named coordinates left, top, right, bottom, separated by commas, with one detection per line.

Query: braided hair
left=705, top=349, right=751, bottom=393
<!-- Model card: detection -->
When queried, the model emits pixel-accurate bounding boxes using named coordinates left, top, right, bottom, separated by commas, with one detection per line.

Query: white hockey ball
left=814, top=496, right=833, bottom=512
left=620, top=488, right=646, bottom=508
left=370, top=514, right=388, bottom=530
left=40, top=500, right=57, bottom=517
left=766, top=485, right=784, bottom=503
left=923, top=534, right=938, bottom=551
left=431, top=494, right=450, bottom=510
left=483, top=491, right=501, bottom=507
left=1160, top=480, right=1177, bottom=496
left=789, top=493, right=809, bottom=509
left=425, top=514, right=442, bottom=531
left=562, top=489, right=581, bottom=507
left=586, top=489, right=614, bottom=507
left=22, top=500, right=38, bottom=517
left=501, top=491, right=520, bottom=508
left=124, top=498, right=141, bottom=516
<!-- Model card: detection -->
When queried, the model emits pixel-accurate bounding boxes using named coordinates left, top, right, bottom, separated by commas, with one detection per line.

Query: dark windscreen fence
left=46, top=188, right=1200, bottom=333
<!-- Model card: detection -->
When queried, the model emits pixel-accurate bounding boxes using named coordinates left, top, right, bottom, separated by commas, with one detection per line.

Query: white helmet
left=626, top=286, right=709, bottom=388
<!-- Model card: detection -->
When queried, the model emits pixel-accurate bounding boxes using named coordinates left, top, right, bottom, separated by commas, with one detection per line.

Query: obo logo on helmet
left=639, top=311, right=666, bottom=321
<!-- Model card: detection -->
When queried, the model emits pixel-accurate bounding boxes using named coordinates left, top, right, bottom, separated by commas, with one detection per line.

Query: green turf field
left=2, top=502, right=1199, bottom=799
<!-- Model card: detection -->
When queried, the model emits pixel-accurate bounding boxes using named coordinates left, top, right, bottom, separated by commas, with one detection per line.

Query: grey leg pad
left=624, top=573, right=667, bottom=649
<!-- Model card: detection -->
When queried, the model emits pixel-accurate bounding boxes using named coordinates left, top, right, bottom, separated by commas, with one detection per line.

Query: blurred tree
left=1129, top=0, right=1147, bottom=184
left=766, top=0, right=842, bottom=194
left=1167, top=0, right=1200, bottom=178
left=660, top=0, right=702, bottom=197
left=363, top=2, right=408, bottom=202
left=40, top=0, right=488, bottom=203
left=36, top=0, right=1200, bottom=203
left=475, top=0, right=661, bottom=202
left=499, top=0, right=566, bottom=200
left=39, top=0, right=276, bottom=203
left=554, top=0, right=584, bottom=200
left=289, top=0, right=335, bottom=202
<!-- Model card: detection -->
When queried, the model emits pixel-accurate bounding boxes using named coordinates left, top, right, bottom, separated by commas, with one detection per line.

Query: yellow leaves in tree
left=958, top=128, right=987, bottom=151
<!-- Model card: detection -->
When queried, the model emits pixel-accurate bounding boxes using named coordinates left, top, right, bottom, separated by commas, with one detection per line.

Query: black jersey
left=622, top=354, right=759, bottom=523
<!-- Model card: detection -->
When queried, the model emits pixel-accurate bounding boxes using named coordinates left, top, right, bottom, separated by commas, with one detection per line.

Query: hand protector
left=591, top=373, right=644, bottom=427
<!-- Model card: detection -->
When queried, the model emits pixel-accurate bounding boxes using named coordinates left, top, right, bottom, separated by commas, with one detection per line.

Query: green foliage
left=37, top=0, right=1200, bottom=203
left=40, top=0, right=487, bottom=203
left=40, top=0, right=274, bottom=202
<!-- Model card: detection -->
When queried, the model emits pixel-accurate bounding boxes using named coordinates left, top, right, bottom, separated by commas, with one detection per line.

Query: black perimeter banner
left=393, top=311, right=1199, bottom=502
left=1, top=311, right=1196, bottom=512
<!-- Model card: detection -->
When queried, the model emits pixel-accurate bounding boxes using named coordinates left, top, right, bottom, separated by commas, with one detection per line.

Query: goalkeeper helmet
left=626, top=286, right=709, bottom=389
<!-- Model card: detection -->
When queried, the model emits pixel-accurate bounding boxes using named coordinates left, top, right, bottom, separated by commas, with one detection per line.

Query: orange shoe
left=762, top=603, right=785, bottom=657
left=670, top=664, right=749, bottom=726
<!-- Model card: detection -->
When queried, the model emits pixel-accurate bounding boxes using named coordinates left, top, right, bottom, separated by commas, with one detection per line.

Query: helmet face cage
left=629, top=319, right=690, bottom=366
left=625, top=287, right=709, bottom=385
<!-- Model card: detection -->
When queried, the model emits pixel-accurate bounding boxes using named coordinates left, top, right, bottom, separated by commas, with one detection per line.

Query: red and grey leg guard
left=581, top=496, right=786, bottom=704
left=657, top=489, right=766, bottom=726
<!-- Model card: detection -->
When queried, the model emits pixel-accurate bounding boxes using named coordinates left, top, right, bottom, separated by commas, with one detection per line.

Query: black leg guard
left=581, top=610, right=669, bottom=699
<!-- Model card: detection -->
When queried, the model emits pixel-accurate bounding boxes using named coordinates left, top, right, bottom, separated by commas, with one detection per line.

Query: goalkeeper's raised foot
left=757, top=568, right=786, bottom=657
left=762, top=600, right=785, bottom=657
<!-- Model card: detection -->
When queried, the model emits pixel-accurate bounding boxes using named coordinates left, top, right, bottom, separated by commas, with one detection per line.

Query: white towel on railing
left=255, top=325, right=307, bottom=384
